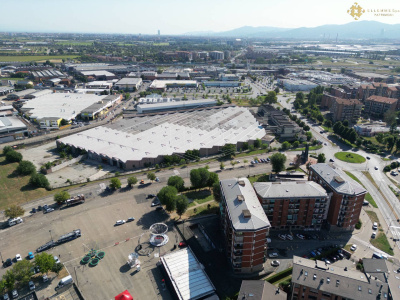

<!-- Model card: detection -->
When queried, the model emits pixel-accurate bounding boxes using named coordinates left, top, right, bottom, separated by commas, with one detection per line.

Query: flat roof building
left=57, top=106, right=266, bottom=170
left=115, top=77, right=142, bottom=91
left=238, top=280, right=287, bottom=300
left=149, top=80, right=197, bottom=91
left=220, top=178, right=270, bottom=273
left=136, top=99, right=217, bottom=114
left=160, top=247, right=217, bottom=300
left=0, top=116, right=28, bottom=143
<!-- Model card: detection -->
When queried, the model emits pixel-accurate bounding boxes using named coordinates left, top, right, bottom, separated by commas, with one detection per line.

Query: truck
left=8, top=217, right=23, bottom=227
left=57, top=229, right=81, bottom=244
left=36, top=241, right=57, bottom=253
left=55, top=275, right=73, bottom=289
left=65, top=194, right=85, bottom=207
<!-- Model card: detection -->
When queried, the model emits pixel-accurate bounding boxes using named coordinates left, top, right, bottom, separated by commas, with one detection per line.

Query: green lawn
left=55, top=41, right=93, bottom=46
left=185, top=202, right=219, bottom=218
left=371, top=232, right=394, bottom=255
left=0, top=55, right=78, bottom=62
left=0, top=77, right=24, bottom=81
left=344, top=171, right=377, bottom=208
left=289, top=145, right=323, bottom=151
left=366, top=210, right=379, bottom=225
left=183, top=190, right=214, bottom=205
left=334, top=152, right=366, bottom=163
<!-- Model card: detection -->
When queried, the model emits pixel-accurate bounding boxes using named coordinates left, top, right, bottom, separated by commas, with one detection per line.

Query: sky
left=0, top=0, right=399, bottom=34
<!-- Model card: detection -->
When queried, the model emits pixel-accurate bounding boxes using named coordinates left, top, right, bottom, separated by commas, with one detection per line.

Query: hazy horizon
left=1, top=0, right=399, bottom=35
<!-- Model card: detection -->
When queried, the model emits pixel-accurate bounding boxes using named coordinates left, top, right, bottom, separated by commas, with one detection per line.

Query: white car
left=28, top=281, right=35, bottom=291
left=296, top=234, right=305, bottom=240
left=15, top=254, right=22, bottom=261
left=350, top=244, right=357, bottom=251
left=286, top=234, right=293, bottom=240
left=54, top=256, right=60, bottom=264
left=115, top=220, right=126, bottom=226
left=278, top=234, right=286, bottom=240
left=271, top=260, right=280, bottom=267
left=268, top=253, right=278, bottom=258
left=266, top=238, right=272, bottom=243
left=372, top=222, right=378, bottom=230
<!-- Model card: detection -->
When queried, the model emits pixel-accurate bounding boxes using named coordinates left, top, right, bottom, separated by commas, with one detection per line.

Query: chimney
left=243, top=209, right=251, bottom=218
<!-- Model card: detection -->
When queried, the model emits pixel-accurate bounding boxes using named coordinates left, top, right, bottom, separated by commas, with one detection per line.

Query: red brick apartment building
left=253, top=182, right=330, bottom=230
left=363, top=95, right=398, bottom=117
left=309, top=164, right=367, bottom=231
left=220, top=178, right=271, bottom=274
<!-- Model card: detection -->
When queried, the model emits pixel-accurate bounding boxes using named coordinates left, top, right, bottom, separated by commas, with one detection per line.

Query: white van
left=8, top=217, right=23, bottom=227
left=56, top=275, right=73, bottom=289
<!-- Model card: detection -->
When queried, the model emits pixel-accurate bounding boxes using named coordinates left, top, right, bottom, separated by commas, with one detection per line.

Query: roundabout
left=334, top=152, right=366, bottom=163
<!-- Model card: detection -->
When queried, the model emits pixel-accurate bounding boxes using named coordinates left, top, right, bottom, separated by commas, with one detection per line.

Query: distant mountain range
left=184, top=21, right=400, bottom=39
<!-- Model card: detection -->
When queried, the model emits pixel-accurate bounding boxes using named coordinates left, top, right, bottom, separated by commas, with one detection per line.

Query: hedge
left=266, top=267, right=293, bottom=284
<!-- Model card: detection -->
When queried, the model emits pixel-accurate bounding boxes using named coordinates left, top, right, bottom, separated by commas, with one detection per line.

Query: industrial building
left=21, top=93, right=120, bottom=129
left=80, top=94, right=122, bottom=120
left=57, top=106, right=266, bottom=169
left=114, top=77, right=142, bottom=91
left=160, top=247, right=217, bottom=300
left=309, top=163, right=367, bottom=231
left=85, top=81, right=114, bottom=90
left=6, top=89, right=36, bottom=100
left=0, top=116, right=28, bottom=143
left=149, top=80, right=198, bottom=91
left=136, top=99, right=217, bottom=114
left=220, top=178, right=271, bottom=274
left=254, top=181, right=330, bottom=230
left=80, top=70, right=117, bottom=80
left=30, top=69, right=65, bottom=81
left=277, top=79, right=318, bottom=91
left=204, top=81, right=241, bottom=87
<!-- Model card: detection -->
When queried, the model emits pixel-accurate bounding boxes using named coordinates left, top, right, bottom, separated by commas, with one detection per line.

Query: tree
left=147, top=172, right=156, bottom=182
left=303, top=125, right=310, bottom=131
left=109, top=177, right=121, bottom=190
left=281, top=141, right=290, bottom=150
left=29, top=173, right=50, bottom=189
left=16, top=160, right=36, bottom=175
left=207, top=172, right=219, bottom=188
left=220, top=162, right=225, bottom=170
left=3, top=145, right=13, bottom=155
left=59, top=119, right=69, bottom=126
left=190, top=168, right=211, bottom=189
left=212, top=182, right=221, bottom=202
left=51, top=262, right=64, bottom=275
left=167, top=176, right=185, bottom=192
left=264, top=91, right=277, bottom=104
left=3, top=270, right=15, bottom=291
left=384, top=110, right=397, bottom=126
left=54, top=191, right=70, bottom=204
left=253, top=138, right=261, bottom=148
left=343, top=120, right=349, bottom=127
left=317, top=153, right=326, bottom=163
left=34, top=252, right=55, bottom=274
left=270, top=153, right=286, bottom=173
left=386, top=136, right=396, bottom=151
left=221, top=144, right=236, bottom=158
left=13, top=260, right=33, bottom=285
left=157, top=186, right=177, bottom=212
left=341, top=68, right=346, bottom=74
left=127, top=176, right=138, bottom=187
left=274, top=87, right=280, bottom=94
left=292, top=141, right=300, bottom=148
left=324, top=120, right=332, bottom=128
left=175, top=195, right=189, bottom=218
left=4, top=204, right=25, bottom=219
left=5, top=150, right=23, bottom=163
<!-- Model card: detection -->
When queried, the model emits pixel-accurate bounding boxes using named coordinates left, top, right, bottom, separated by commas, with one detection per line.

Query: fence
left=49, top=155, right=86, bottom=173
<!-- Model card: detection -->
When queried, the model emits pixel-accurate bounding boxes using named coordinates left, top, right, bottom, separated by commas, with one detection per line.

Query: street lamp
left=49, top=230, right=53, bottom=241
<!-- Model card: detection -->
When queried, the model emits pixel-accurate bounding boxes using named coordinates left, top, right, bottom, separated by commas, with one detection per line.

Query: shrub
left=355, top=219, right=362, bottom=230
left=29, top=173, right=50, bottom=189
left=2, top=146, right=13, bottom=155
left=5, top=150, right=23, bottom=163
left=16, top=160, right=36, bottom=175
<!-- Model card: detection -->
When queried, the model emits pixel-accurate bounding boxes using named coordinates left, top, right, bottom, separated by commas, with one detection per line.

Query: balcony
left=234, top=244, right=243, bottom=250
left=233, top=250, right=243, bottom=257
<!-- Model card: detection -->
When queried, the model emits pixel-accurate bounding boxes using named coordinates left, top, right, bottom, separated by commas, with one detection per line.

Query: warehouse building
left=80, top=94, right=122, bottom=120
left=160, top=247, right=217, bottom=300
left=0, top=116, right=28, bottom=143
left=149, top=80, right=198, bottom=91
left=136, top=99, right=217, bottom=114
left=204, top=81, right=241, bottom=87
left=114, top=77, right=142, bottom=91
left=57, top=106, right=266, bottom=169
left=80, top=70, right=117, bottom=80
left=21, top=93, right=120, bottom=129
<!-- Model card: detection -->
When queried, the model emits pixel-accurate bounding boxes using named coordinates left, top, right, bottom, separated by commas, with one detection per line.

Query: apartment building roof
left=366, top=95, right=398, bottom=104
left=372, top=82, right=388, bottom=88
left=310, top=163, right=367, bottom=196
left=253, top=181, right=328, bottom=199
left=238, top=280, right=287, bottom=300
left=292, top=256, right=389, bottom=300
left=334, top=98, right=362, bottom=106
left=221, top=178, right=270, bottom=231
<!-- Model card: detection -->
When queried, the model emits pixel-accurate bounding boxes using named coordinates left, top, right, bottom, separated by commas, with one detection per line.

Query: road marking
left=173, top=170, right=180, bottom=176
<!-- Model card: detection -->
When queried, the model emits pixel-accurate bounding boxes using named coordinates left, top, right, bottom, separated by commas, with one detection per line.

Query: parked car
left=296, top=234, right=305, bottom=239
left=31, top=208, right=37, bottom=213
left=155, top=177, right=160, bottom=182
left=42, top=274, right=48, bottom=282
left=268, top=253, right=278, bottom=258
left=115, top=220, right=126, bottom=226
left=28, top=252, right=34, bottom=259
left=11, top=290, right=18, bottom=299
left=44, top=207, right=54, bottom=214
left=286, top=234, right=293, bottom=240
left=15, top=254, right=22, bottom=262
left=3, top=293, right=9, bottom=300
left=37, top=206, right=42, bottom=211
left=156, top=206, right=163, bottom=211
left=372, top=222, right=378, bottom=230
left=127, top=217, right=135, bottom=222
left=54, top=256, right=60, bottom=264
left=371, top=232, right=377, bottom=238
left=178, top=242, right=187, bottom=248
left=374, top=166, right=378, bottom=170
left=151, top=200, right=161, bottom=207
left=266, top=238, right=271, bottom=243
left=140, top=180, right=145, bottom=184
left=28, top=281, right=35, bottom=291
left=329, top=159, right=334, bottom=162
left=278, top=234, right=286, bottom=240
left=363, top=201, right=369, bottom=206
left=366, top=156, right=370, bottom=160
left=350, top=244, right=357, bottom=251
left=3, top=258, right=12, bottom=268
left=271, top=260, right=280, bottom=267
left=146, top=194, right=156, bottom=199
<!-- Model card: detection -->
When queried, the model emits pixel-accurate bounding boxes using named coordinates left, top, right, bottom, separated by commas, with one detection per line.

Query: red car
left=178, top=242, right=187, bottom=248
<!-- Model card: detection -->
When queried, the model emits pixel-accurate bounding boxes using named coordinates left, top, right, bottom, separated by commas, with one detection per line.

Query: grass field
left=0, top=155, right=50, bottom=209
left=335, top=152, right=366, bottom=163
left=371, top=232, right=394, bottom=255
left=344, top=171, right=378, bottom=208
left=185, top=201, right=219, bottom=218
left=366, top=210, right=379, bottom=225
left=0, top=55, right=78, bottom=62
left=183, top=190, right=214, bottom=207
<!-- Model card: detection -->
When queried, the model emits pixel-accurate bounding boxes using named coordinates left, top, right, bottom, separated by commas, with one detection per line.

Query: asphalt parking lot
left=0, top=185, right=178, bottom=300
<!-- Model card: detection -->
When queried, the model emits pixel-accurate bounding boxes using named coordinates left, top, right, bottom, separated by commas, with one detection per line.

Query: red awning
left=115, top=290, right=133, bottom=300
